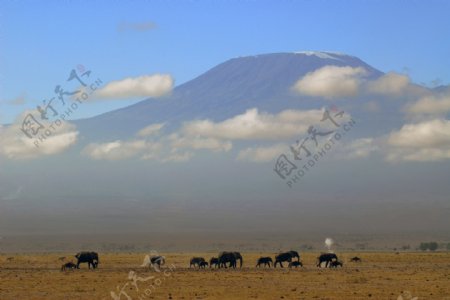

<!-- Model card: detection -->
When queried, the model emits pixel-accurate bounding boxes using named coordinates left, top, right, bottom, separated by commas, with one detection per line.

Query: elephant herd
left=190, top=251, right=243, bottom=269
left=189, top=251, right=345, bottom=269
left=60, top=250, right=349, bottom=271
left=61, top=251, right=99, bottom=271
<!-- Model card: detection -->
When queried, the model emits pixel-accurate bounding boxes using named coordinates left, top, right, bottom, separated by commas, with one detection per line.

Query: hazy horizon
left=1, top=1, right=450, bottom=254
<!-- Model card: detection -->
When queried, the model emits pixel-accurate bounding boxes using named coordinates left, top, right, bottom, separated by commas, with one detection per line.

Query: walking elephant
left=256, top=257, right=272, bottom=268
left=75, top=251, right=99, bottom=269
left=190, top=257, right=206, bottom=269
left=218, top=251, right=243, bottom=268
left=274, top=252, right=293, bottom=268
left=317, top=253, right=338, bottom=268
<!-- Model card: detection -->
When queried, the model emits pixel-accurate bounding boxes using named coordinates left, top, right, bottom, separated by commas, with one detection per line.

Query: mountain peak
left=77, top=51, right=383, bottom=139
left=294, top=51, right=353, bottom=61
left=233, top=51, right=354, bottom=61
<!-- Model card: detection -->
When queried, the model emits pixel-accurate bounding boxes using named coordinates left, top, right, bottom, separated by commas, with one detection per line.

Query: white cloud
left=386, top=119, right=450, bottom=161
left=82, top=140, right=159, bottom=161
left=406, top=94, right=450, bottom=116
left=366, top=72, right=410, bottom=96
left=137, top=123, right=166, bottom=137
left=237, top=144, right=287, bottom=162
left=0, top=111, right=78, bottom=159
left=169, top=134, right=232, bottom=152
left=82, top=132, right=231, bottom=162
left=182, top=108, right=324, bottom=140
left=94, top=74, right=173, bottom=99
left=341, top=138, right=379, bottom=159
left=292, top=65, right=367, bottom=98
left=80, top=108, right=348, bottom=162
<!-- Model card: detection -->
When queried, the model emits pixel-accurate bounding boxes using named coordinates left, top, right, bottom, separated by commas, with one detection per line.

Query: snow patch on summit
left=295, top=51, right=345, bottom=61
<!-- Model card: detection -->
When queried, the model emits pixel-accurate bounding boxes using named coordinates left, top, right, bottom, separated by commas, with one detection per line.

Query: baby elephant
left=256, top=257, right=273, bottom=268
left=209, top=257, right=219, bottom=268
left=199, top=261, right=209, bottom=269
left=330, top=260, right=343, bottom=268
left=190, top=257, right=206, bottom=269
left=288, top=261, right=303, bottom=268
left=61, top=262, right=77, bottom=271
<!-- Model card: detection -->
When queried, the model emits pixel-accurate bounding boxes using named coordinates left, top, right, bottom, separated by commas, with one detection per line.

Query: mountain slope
left=75, top=52, right=383, bottom=140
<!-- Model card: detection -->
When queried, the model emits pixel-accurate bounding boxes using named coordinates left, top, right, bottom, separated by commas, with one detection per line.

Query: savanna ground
left=0, top=252, right=449, bottom=300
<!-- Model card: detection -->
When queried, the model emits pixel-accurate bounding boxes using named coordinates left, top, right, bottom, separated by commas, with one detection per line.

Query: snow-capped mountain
left=75, top=52, right=384, bottom=140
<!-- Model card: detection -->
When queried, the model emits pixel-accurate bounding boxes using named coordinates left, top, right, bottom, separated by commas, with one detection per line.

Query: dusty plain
left=0, top=252, right=449, bottom=300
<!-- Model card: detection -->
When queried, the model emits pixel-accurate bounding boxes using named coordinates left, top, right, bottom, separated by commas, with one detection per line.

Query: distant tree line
left=419, top=242, right=438, bottom=251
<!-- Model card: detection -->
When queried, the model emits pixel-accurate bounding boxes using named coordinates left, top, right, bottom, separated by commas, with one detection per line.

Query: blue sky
left=1, top=0, right=450, bottom=241
left=1, top=0, right=449, bottom=123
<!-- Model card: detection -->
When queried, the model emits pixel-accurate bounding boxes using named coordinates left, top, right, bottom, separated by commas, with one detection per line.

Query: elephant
left=75, top=252, right=99, bottom=269
left=317, top=253, right=338, bottom=268
left=218, top=251, right=242, bottom=268
left=288, top=261, right=303, bottom=268
left=199, top=261, right=208, bottom=268
left=256, top=257, right=273, bottom=268
left=61, top=261, right=77, bottom=271
left=274, top=252, right=294, bottom=268
left=288, top=250, right=300, bottom=261
left=141, top=255, right=165, bottom=270
left=150, top=255, right=165, bottom=268
left=233, top=252, right=243, bottom=268
left=330, top=260, right=343, bottom=268
left=190, top=257, right=206, bottom=268
left=209, top=257, right=219, bottom=268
